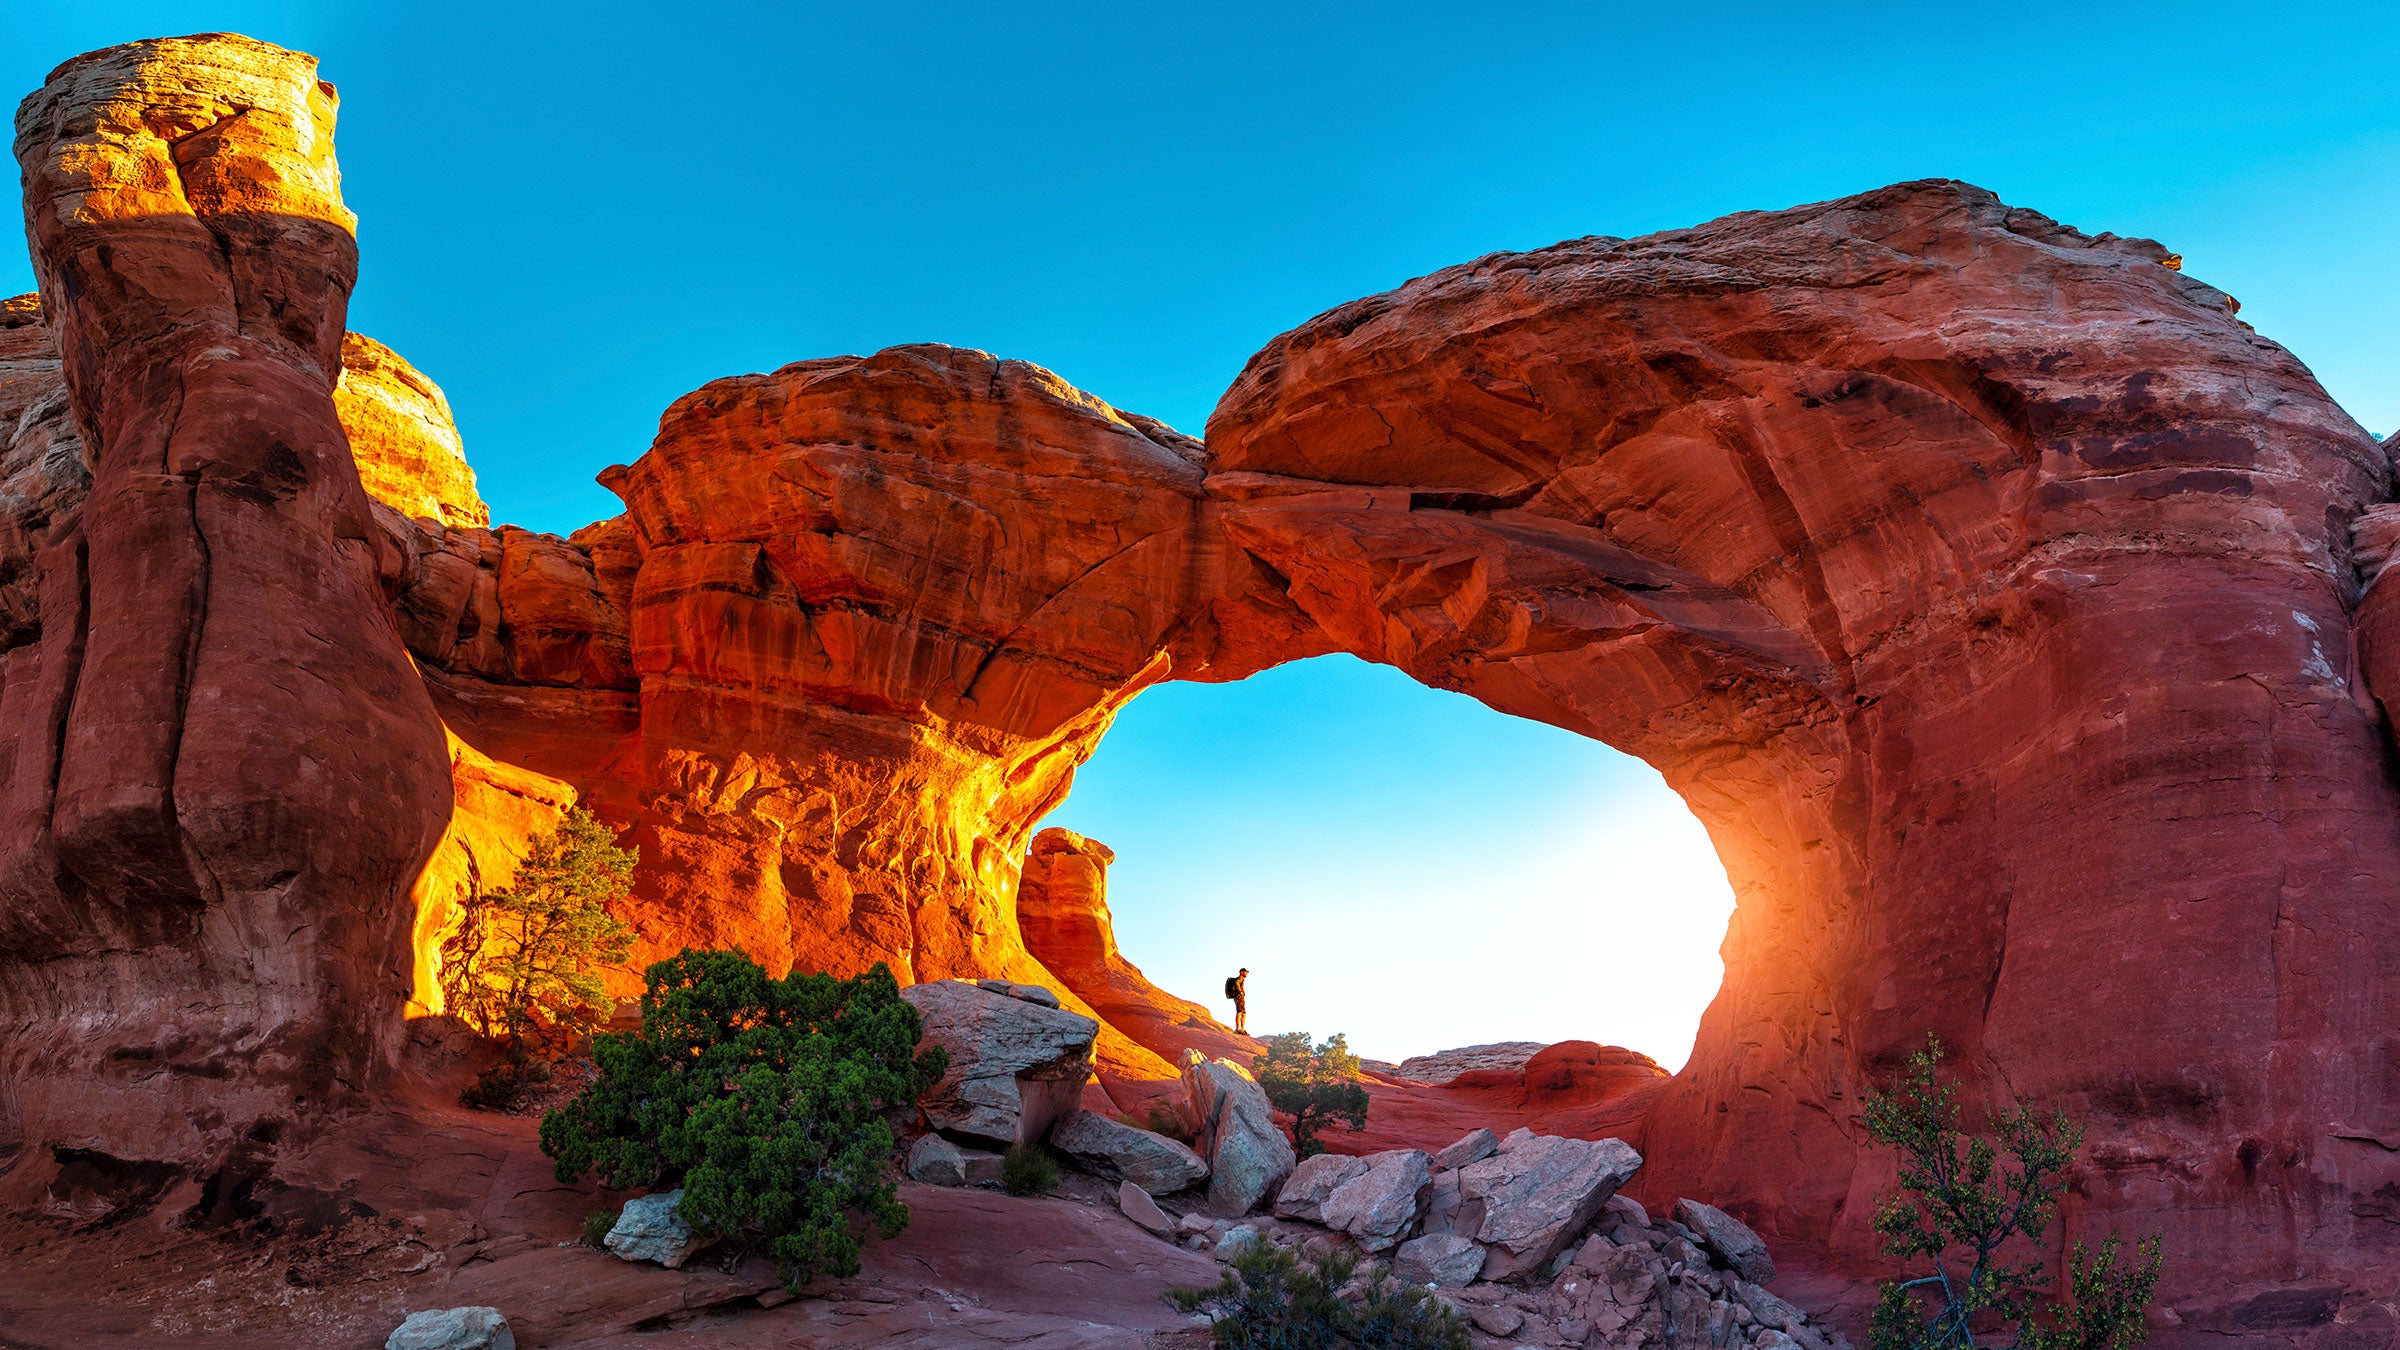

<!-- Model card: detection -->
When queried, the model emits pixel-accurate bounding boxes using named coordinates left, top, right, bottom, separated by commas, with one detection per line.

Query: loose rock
left=1676, top=1197, right=1777, bottom=1285
left=604, top=1190, right=701, bottom=1269
left=1319, top=1148, right=1431, bottom=1252
left=905, top=1133, right=969, bottom=1186
left=1183, top=1056, right=1295, bottom=1215
left=1048, top=1109, right=1209, bottom=1194
left=903, top=980, right=1098, bottom=1148
left=1431, top=1126, right=1498, bottom=1171
left=1394, top=1231, right=1485, bottom=1288
left=387, top=1307, right=515, bottom=1350
left=1273, top=1152, right=1368, bottom=1223
left=1456, top=1134, right=1641, bottom=1280
left=1118, top=1180, right=1175, bottom=1238
left=1216, top=1224, right=1260, bottom=1259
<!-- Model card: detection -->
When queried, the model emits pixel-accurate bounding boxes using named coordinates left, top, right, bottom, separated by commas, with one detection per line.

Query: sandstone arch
left=3, top=34, right=2396, bottom=1338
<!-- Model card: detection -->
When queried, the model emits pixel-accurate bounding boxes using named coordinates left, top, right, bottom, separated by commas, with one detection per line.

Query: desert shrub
left=1121, top=1099, right=1197, bottom=1146
left=442, top=806, right=636, bottom=1054
left=1000, top=1143, right=1060, bottom=1196
left=582, top=1209, right=616, bottom=1248
left=1253, top=1032, right=1369, bottom=1158
left=1170, top=1242, right=1470, bottom=1349
left=459, top=1043, right=552, bottom=1111
left=1866, top=1034, right=2163, bottom=1350
left=539, top=949, right=948, bottom=1290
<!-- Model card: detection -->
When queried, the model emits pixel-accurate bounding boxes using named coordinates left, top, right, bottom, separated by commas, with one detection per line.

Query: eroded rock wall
left=0, top=35, right=452, bottom=1175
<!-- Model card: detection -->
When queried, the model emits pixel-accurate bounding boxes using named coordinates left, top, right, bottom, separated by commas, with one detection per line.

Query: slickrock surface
left=3, top=31, right=2399, bottom=1341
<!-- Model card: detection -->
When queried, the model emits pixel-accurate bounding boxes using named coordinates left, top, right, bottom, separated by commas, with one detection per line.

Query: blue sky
left=7, top=4, right=2393, bottom=1064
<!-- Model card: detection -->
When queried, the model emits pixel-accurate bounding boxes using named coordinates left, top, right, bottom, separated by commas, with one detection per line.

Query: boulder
left=903, top=980, right=1098, bottom=1148
left=1273, top=1152, right=1368, bottom=1223
left=1431, top=1127, right=1498, bottom=1171
left=1048, top=1109, right=1209, bottom=1195
left=975, top=978, right=1062, bottom=1009
left=962, top=1148, right=1004, bottom=1187
left=1419, top=1168, right=1468, bottom=1238
left=1119, top=1180, right=1175, bottom=1238
left=1319, top=1148, right=1432, bottom=1252
left=1183, top=1057, right=1296, bottom=1215
left=906, top=1133, right=969, bottom=1186
left=605, top=1191, right=701, bottom=1269
left=1216, top=1225, right=1261, bottom=1259
left=1456, top=1134, right=1642, bottom=1280
left=387, top=1308, right=514, bottom=1350
left=1393, top=1232, right=1485, bottom=1288
left=1675, top=1198, right=1776, bottom=1285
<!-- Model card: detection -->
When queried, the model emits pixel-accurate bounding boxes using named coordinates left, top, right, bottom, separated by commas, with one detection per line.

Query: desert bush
left=1866, top=1034, right=2163, bottom=1350
left=582, top=1209, right=615, bottom=1248
left=459, top=1043, right=552, bottom=1111
left=1253, top=1032, right=1369, bottom=1157
left=442, top=806, right=636, bottom=1055
left=1000, top=1143, right=1060, bottom=1196
left=539, top=949, right=947, bottom=1290
left=1170, top=1242, right=1470, bottom=1349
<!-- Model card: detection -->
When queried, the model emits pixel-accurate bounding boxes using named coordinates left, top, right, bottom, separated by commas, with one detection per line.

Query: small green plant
left=442, top=806, right=637, bottom=1058
left=459, top=1042, right=553, bottom=1111
left=1000, top=1143, right=1060, bottom=1196
left=582, top=1209, right=616, bottom=1248
left=1865, top=1034, right=2164, bottom=1350
left=1121, top=1099, right=1197, bottom=1146
left=1252, top=1032, right=1369, bottom=1158
left=1169, top=1242, right=1470, bottom=1349
left=539, top=949, right=947, bottom=1290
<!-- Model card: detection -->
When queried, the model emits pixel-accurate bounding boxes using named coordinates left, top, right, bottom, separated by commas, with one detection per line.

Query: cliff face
left=3, top=33, right=2398, bottom=1336
left=0, top=35, right=453, bottom=1176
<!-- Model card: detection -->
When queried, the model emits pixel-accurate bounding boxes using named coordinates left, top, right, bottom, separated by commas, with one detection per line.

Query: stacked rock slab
left=1046, top=1109, right=1209, bottom=1195
left=904, top=980, right=1097, bottom=1147
left=1183, top=1054, right=1297, bottom=1215
left=1317, top=1148, right=1433, bottom=1253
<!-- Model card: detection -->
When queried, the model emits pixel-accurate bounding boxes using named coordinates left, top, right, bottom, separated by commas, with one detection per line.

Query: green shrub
left=1169, top=1242, right=1470, bottom=1349
left=442, top=806, right=637, bottom=1049
left=1000, top=1143, right=1060, bottom=1196
left=539, top=949, right=948, bottom=1290
left=1121, top=1099, right=1197, bottom=1146
left=1865, top=1034, right=2163, bottom=1350
left=1252, top=1032, right=1369, bottom=1158
left=582, top=1209, right=615, bottom=1248
left=460, top=1046, right=551, bottom=1111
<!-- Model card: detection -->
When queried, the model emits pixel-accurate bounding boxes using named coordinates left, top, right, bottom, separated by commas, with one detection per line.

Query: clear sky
left=6, top=4, right=2393, bottom=1066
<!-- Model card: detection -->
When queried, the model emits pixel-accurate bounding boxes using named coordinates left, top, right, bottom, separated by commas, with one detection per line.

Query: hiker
left=1224, top=967, right=1249, bottom=1035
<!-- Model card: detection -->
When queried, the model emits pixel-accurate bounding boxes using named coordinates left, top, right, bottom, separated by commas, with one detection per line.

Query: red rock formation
left=334, top=331, right=487, bottom=528
left=4, top=34, right=2397, bottom=1338
left=1017, top=826, right=1257, bottom=1075
left=0, top=36, right=452, bottom=1177
left=1203, top=190, right=2400, bottom=1331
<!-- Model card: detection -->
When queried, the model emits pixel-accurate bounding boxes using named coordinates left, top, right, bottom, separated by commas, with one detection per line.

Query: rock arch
left=3, top=34, right=2396, bottom=1335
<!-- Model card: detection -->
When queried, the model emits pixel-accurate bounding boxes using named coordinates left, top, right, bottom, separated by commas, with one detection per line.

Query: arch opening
left=1036, top=653, right=1736, bottom=1074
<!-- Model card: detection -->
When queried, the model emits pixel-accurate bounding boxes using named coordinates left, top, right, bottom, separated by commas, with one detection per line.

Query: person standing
left=1225, top=967, right=1249, bottom=1035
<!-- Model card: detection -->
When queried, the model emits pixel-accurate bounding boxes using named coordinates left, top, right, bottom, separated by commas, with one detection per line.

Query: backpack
left=1224, top=975, right=1240, bottom=1000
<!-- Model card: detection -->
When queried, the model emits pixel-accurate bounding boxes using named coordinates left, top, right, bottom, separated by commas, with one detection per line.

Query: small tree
left=1253, top=1032, right=1369, bottom=1158
left=1865, top=1035, right=2163, bottom=1350
left=540, top=949, right=948, bottom=1290
left=441, top=806, right=637, bottom=1047
left=1170, top=1242, right=1470, bottom=1349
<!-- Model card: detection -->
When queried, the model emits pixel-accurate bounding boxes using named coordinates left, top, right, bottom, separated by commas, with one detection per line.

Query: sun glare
left=1040, top=654, right=1737, bottom=1072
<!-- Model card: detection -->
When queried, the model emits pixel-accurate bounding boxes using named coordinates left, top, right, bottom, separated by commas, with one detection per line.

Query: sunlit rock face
left=0, top=35, right=452, bottom=1172
left=333, top=332, right=487, bottom=530
left=1202, top=187, right=2400, bottom=1325
left=3, top=32, right=2397, bottom=1337
left=1017, top=826, right=1257, bottom=1078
